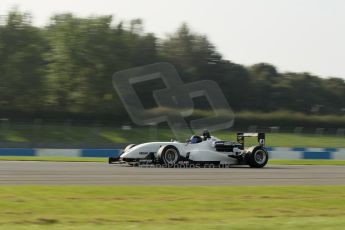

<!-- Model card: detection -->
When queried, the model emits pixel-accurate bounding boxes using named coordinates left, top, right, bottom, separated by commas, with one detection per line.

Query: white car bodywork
left=110, top=133, right=269, bottom=167
left=120, top=136, right=240, bottom=165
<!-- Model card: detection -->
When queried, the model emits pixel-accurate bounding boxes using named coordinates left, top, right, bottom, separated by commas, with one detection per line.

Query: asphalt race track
left=0, top=161, right=345, bottom=185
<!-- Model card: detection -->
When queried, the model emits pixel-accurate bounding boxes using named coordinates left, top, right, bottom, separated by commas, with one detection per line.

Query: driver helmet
left=190, top=135, right=202, bottom=144
left=202, top=129, right=211, bottom=140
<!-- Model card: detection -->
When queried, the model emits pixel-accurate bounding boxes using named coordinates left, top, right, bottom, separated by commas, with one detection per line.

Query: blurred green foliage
left=0, top=10, right=344, bottom=122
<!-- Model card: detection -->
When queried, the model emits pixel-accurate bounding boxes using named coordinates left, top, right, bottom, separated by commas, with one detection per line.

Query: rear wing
left=236, top=132, right=265, bottom=149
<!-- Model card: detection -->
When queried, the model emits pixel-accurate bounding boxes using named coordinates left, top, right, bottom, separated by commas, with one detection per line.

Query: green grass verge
left=0, top=156, right=106, bottom=162
left=263, top=133, right=345, bottom=148
left=0, top=186, right=345, bottom=230
left=1, top=122, right=345, bottom=147
left=215, top=132, right=345, bottom=148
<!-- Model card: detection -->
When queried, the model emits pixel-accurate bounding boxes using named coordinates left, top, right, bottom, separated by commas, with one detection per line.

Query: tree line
left=0, top=10, right=344, bottom=122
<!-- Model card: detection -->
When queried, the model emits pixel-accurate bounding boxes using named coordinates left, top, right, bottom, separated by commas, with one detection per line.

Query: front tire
left=156, top=145, right=180, bottom=165
left=247, top=147, right=269, bottom=168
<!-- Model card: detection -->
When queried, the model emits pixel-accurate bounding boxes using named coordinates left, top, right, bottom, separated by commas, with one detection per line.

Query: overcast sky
left=1, top=0, right=345, bottom=79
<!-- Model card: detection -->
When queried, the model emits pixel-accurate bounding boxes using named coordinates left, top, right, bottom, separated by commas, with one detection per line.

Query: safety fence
left=267, top=147, right=345, bottom=160
left=0, top=147, right=344, bottom=160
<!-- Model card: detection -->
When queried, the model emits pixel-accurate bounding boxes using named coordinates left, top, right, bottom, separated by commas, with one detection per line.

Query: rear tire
left=247, top=147, right=268, bottom=168
left=156, top=145, right=180, bottom=166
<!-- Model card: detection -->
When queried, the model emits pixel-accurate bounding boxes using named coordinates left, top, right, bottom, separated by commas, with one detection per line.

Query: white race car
left=109, top=131, right=269, bottom=168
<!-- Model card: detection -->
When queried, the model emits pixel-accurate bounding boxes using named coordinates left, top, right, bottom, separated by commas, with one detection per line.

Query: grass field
left=1, top=123, right=345, bottom=147
left=215, top=132, right=345, bottom=148
left=0, top=186, right=344, bottom=230
left=0, top=156, right=107, bottom=162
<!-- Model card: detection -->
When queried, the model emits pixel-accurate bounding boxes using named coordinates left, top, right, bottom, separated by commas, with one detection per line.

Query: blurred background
left=0, top=1, right=344, bottom=148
